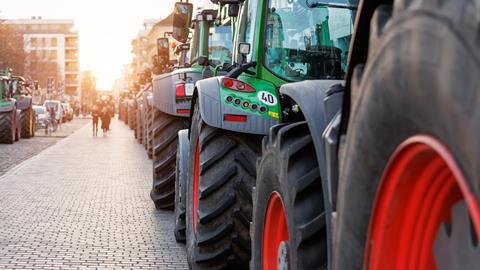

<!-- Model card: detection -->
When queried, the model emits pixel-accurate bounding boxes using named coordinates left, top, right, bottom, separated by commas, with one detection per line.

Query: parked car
left=33, top=105, right=47, bottom=129
left=43, top=100, right=63, bottom=124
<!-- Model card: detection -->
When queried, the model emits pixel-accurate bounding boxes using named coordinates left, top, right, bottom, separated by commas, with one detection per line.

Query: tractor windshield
left=264, top=0, right=356, bottom=81
left=209, top=24, right=233, bottom=67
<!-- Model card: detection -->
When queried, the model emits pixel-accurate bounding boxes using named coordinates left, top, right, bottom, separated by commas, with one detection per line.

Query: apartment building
left=5, top=17, right=80, bottom=98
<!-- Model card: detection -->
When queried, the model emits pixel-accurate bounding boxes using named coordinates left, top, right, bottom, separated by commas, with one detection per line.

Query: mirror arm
left=226, top=61, right=256, bottom=79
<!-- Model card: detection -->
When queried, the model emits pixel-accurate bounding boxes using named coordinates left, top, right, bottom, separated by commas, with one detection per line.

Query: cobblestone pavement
left=0, top=118, right=188, bottom=269
left=0, top=118, right=90, bottom=176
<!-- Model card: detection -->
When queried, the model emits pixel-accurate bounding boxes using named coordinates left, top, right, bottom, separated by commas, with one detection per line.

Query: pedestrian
left=101, top=105, right=110, bottom=134
left=92, top=105, right=99, bottom=136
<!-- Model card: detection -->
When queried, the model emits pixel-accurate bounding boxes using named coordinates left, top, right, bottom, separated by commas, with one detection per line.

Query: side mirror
left=157, top=38, right=170, bottom=65
left=238, top=42, right=251, bottom=55
left=228, top=4, right=240, bottom=17
left=172, top=2, right=193, bottom=43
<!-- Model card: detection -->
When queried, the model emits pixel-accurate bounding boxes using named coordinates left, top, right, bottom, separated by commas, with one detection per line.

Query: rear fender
left=177, top=129, right=189, bottom=201
left=0, top=101, right=16, bottom=113
left=153, top=70, right=202, bottom=117
left=16, top=96, right=32, bottom=111
left=280, top=79, right=343, bottom=265
left=196, top=77, right=278, bottom=135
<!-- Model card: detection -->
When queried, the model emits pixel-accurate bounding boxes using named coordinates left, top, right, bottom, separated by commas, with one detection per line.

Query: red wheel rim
left=365, top=135, right=480, bottom=270
left=192, top=138, right=200, bottom=234
left=263, top=192, right=289, bottom=270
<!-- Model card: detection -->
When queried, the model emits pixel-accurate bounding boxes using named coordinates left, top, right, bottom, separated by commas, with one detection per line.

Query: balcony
left=65, top=54, right=78, bottom=62
left=65, top=66, right=79, bottom=74
left=65, top=42, right=78, bottom=49
left=65, top=78, right=79, bottom=87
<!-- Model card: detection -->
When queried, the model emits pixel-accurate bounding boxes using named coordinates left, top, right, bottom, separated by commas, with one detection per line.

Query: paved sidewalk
left=0, top=119, right=187, bottom=269
left=0, top=118, right=91, bottom=176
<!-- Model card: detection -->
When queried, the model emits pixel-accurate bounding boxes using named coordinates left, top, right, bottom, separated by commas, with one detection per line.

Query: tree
left=0, top=19, right=25, bottom=74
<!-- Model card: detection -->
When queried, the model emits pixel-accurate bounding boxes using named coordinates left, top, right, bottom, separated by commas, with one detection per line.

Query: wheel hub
left=262, top=192, right=289, bottom=270
left=434, top=201, right=480, bottom=270
left=365, top=135, right=480, bottom=270
left=277, top=241, right=289, bottom=270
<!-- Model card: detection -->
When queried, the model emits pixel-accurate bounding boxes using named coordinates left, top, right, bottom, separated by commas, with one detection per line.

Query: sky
left=0, top=0, right=202, bottom=90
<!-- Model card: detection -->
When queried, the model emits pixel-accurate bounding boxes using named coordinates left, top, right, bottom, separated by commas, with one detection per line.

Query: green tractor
left=11, top=75, right=36, bottom=139
left=248, top=0, right=480, bottom=270
left=0, top=68, right=22, bottom=144
left=176, top=0, right=355, bottom=268
left=149, top=0, right=237, bottom=215
left=144, top=42, right=192, bottom=160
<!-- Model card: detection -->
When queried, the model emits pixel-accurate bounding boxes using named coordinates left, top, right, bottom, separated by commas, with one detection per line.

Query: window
left=235, top=0, right=257, bottom=63
left=30, top=37, right=37, bottom=47
left=49, top=50, right=57, bottom=60
left=264, top=0, right=356, bottom=81
left=208, top=24, right=233, bottom=66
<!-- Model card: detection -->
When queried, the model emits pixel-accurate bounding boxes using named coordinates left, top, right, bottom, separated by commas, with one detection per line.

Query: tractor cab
left=11, top=76, right=31, bottom=97
left=234, top=0, right=356, bottom=85
left=0, top=68, right=14, bottom=101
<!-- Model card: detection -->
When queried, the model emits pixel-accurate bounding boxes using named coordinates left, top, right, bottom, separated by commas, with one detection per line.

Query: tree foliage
left=0, top=19, right=25, bottom=74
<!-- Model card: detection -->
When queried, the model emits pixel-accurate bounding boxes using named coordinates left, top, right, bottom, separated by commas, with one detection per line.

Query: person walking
left=92, top=105, right=99, bottom=136
left=101, top=104, right=110, bottom=134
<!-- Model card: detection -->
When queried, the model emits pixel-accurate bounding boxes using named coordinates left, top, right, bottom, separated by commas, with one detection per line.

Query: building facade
left=4, top=17, right=80, bottom=99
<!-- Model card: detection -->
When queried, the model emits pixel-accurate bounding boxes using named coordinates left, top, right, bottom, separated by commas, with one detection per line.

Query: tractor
left=143, top=42, right=192, bottom=160
left=0, top=68, right=22, bottom=144
left=247, top=0, right=480, bottom=269
left=11, top=75, right=36, bottom=139
left=149, top=0, right=237, bottom=217
left=174, top=0, right=355, bottom=267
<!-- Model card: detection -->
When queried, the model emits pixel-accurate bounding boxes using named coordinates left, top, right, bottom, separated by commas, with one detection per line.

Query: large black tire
left=128, top=104, right=136, bottom=130
left=186, top=103, right=261, bottom=269
left=150, top=109, right=189, bottom=210
left=174, top=129, right=189, bottom=243
left=252, top=121, right=327, bottom=269
left=146, top=107, right=153, bottom=159
left=20, top=107, right=34, bottom=139
left=136, top=104, right=143, bottom=143
left=0, top=111, right=15, bottom=144
left=334, top=1, right=480, bottom=269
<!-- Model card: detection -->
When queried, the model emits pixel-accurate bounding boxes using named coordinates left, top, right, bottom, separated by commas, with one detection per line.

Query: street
left=0, top=118, right=187, bottom=269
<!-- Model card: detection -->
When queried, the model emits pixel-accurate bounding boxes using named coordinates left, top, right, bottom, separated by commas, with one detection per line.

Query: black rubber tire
left=20, top=107, right=34, bottom=139
left=186, top=103, right=261, bottom=269
left=174, top=129, right=189, bottom=243
left=150, top=109, right=189, bottom=210
left=136, top=104, right=143, bottom=143
left=0, top=111, right=15, bottom=144
left=14, top=114, right=20, bottom=142
left=128, top=104, right=136, bottom=130
left=146, top=107, right=153, bottom=159
left=334, top=1, right=480, bottom=269
left=143, top=105, right=148, bottom=149
left=252, top=121, right=327, bottom=269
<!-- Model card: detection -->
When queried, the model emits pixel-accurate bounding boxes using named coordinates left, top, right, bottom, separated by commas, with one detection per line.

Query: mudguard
left=153, top=68, right=203, bottom=117
left=176, top=129, right=189, bottom=210
left=144, top=91, right=153, bottom=107
left=15, top=96, right=32, bottom=111
left=280, top=79, right=343, bottom=265
left=0, top=101, right=15, bottom=113
left=196, top=77, right=278, bottom=135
